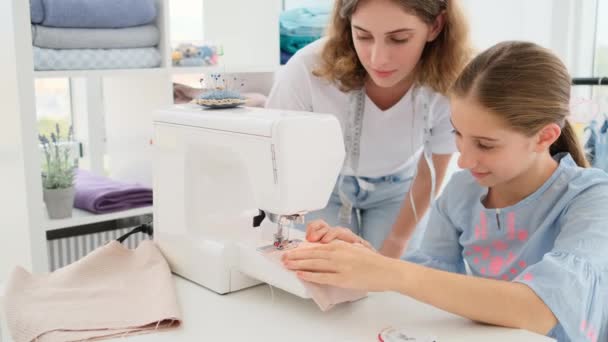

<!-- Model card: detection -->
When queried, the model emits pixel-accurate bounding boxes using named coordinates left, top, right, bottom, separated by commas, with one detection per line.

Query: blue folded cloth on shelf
left=280, top=49, right=294, bottom=65
left=279, top=7, right=330, bottom=54
left=32, top=24, right=160, bottom=49
left=74, top=169, right=152, bottom=214
left=30, top=0, right=44, bottom=23
left=30, top=0, right=157, bottom=28
left=33, top=46, right=161, bottom=70
left=280, top=7, right=330, bottom=37
left=281, top=34, right=320, bottom=55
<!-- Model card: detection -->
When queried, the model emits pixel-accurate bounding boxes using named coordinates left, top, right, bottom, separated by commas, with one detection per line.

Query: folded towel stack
left=74, top=169, right=153, bottom=214
left=279, top=6, right=330, bottom=64
left=30, top=0, right=162, bottom=70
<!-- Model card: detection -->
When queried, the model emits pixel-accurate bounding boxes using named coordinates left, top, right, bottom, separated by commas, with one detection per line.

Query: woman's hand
left=282, top=240, right=397, bottom=291
left=306, top=220, right=375, bottom=251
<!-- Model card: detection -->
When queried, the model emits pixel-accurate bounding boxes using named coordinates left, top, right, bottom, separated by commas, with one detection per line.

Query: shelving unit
left=1, top=0, right=283, bottom=279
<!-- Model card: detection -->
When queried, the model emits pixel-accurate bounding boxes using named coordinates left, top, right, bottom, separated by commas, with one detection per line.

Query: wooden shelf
left=44, top=205, right=153, bottom=231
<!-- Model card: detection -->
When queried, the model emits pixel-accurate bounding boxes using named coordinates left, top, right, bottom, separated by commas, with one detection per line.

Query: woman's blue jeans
left=300, top=171, right=428, bottom=255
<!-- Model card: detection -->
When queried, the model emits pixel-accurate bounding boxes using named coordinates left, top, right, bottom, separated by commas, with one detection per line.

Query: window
left=594, top=0, right=608, bottom=76
left=169, top=0, right=203, bottom=43
left=593, top=0, right=608, bottom=102
left=35, top=78, right=72, bottom=138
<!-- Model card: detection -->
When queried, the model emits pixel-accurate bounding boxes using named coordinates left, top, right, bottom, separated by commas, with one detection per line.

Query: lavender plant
left=38, top=124, right=77, bottom=189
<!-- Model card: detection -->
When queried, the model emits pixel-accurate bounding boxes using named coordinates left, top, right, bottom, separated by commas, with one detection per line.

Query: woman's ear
left=535, top=123, right=562, bottom=152
left=427, top=12, right=446, bottom=42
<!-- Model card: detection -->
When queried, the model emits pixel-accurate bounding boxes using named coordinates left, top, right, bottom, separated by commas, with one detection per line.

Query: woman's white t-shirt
left=266, top=38, right=456, bottom=178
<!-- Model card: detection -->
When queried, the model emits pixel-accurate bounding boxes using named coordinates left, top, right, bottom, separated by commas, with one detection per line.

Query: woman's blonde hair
left=313, top=0, right=472, bottom=94
left=452, top=41, right=589, bottom=167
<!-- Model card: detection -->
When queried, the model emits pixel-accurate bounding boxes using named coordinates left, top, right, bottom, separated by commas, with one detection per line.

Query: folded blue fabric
left=30, top=0, right=44, bottom=23
left=31, top=0, right=157, bottom=28
left=33, top=47, right=161, bottom=70
left=280, top=7, right=331, bottom=37
left=32, top=24, right=160, bottom=49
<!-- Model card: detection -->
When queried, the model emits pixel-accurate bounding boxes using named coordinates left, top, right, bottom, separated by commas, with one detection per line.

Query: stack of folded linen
left=279, top=6, right=330, bottom=64
left=74, top=169, right=153, bottom=214
left=30, top=0, right=162, bottom=71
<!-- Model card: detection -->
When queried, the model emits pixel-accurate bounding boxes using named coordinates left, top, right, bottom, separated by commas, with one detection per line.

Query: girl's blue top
left=405, top=153, right=608, bottom=342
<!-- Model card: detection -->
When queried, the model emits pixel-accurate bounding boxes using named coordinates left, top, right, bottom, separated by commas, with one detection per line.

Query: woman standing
left=266, top=0, right=471, bottom=256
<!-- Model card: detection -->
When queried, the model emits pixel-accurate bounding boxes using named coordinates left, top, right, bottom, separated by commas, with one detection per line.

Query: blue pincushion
left=195, top=73, right=247, bottom=108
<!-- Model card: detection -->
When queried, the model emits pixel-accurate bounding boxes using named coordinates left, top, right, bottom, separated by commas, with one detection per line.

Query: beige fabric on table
left=2, top=240, right=180, bottom=342
left=264, top=241, right=367, bottom=311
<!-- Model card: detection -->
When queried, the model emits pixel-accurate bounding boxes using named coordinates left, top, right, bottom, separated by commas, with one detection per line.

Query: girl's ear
left=535, top=123, right=561, bottom=152
left=427, top=12, right=446, bottom=42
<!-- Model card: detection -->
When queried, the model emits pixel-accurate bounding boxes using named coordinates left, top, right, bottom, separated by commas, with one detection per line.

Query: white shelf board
left=169, top=65, right=224, bottom=75
left=44, top=205, right=153, bottom=231
left=169, top=65, right=278, bottom=75
left=34, top=67, right=168, bottom=79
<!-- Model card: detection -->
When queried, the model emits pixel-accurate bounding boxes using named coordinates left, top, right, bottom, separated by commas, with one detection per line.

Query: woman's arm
left=380, top=153, right=452, bottom=257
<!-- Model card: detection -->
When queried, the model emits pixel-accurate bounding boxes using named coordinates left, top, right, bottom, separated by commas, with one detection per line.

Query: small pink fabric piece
left=2, top=240, right=181, bottom=342
left=264, top=242, right=367, bottom=312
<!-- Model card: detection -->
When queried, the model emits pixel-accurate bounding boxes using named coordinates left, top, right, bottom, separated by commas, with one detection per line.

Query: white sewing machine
left=152, top=104, right=344, bottom=298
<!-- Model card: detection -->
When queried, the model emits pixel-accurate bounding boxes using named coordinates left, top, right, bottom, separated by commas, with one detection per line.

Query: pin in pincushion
left=195, top=73, right=247, bottom=108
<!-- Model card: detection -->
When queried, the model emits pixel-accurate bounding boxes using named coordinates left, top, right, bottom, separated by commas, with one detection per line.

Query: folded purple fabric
left=74, top=169, right=152, bottom=214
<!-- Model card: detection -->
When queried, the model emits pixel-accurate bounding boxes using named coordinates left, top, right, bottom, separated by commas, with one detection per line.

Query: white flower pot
left=43, top=187, right=75, bottom=219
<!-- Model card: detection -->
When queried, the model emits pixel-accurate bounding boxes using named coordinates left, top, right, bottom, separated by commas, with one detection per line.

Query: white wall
left=461, top=0, right=597, bottom=76
left=462, top=0, right=553, bottom=51
left=203, top=0, right=282, bottom=72
left=443, top=0, right=599, bottom=181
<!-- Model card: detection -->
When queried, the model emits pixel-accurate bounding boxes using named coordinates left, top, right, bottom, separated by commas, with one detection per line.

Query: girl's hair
left=313, top=0, right=472, bottom=94
left=452, top=41, right=589, bottom=167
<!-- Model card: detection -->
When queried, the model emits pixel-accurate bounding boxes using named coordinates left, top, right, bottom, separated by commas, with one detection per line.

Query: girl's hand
left=306, top=220, right=375, bottom=251
left=282, top=240, right=396, bottom=291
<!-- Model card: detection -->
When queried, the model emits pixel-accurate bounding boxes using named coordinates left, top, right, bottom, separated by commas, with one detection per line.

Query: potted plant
left=39, top=124, right=77, bottom=219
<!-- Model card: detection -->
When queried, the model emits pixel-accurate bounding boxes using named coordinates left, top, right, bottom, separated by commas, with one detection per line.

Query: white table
left=1, top=276, right=554, bottom=342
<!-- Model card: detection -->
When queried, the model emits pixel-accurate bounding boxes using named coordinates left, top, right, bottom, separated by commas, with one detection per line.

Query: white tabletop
left=1, top=276, right=554, bottom=342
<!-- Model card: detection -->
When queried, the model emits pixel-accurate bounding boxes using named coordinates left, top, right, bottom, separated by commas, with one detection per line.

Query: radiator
left=46, top=215, right=153, bottom=271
